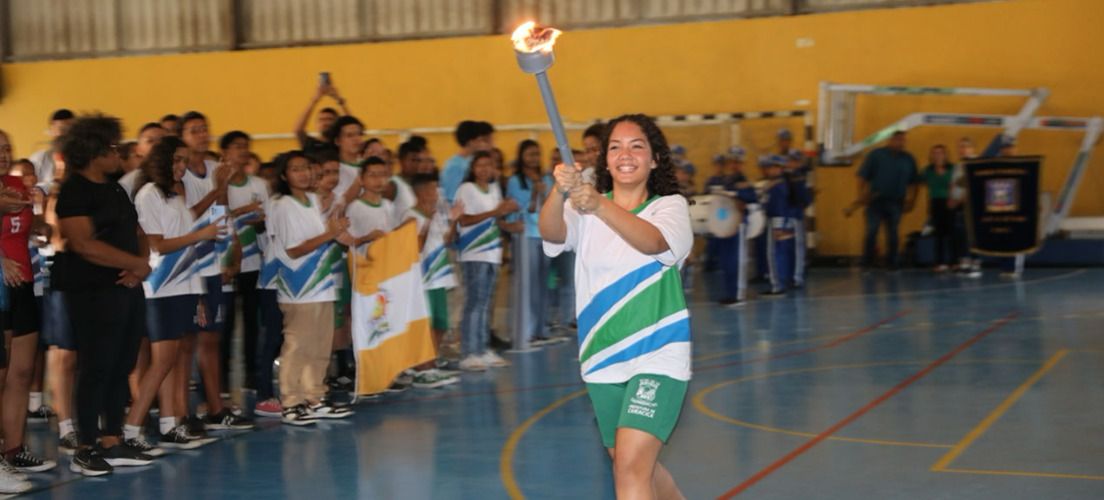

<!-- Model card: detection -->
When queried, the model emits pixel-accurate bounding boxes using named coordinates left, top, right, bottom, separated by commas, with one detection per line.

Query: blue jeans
left=461, top=261, right=499, bottom=357
left=863, top=198, right=904, bottom=266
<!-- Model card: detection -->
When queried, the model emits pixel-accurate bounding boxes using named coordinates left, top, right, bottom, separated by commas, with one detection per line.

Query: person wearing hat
left=29, top=109, right=75, bottom=193
left=761, top=154, right=810, bottom=296
left=856, top=130, right=919, bottom=270
left=701, top=152, right=731, bottom=271
left=783, top=151, right=811, bottom=287
left=714, top=147, right=758, bottom=306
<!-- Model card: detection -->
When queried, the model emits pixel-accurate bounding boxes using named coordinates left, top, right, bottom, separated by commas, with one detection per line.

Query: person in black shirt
left=54, top=114, right=154, bottom=476
left=292, top=80, right=351, bottom=157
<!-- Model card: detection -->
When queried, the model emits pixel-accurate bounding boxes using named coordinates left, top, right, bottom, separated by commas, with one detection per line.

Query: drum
left=689, top=194, right=740, bottom=238
left=744, top=204, right=766, bottom=239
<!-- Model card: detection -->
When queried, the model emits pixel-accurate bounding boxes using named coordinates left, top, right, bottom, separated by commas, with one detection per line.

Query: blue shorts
left=195, top=275, right=232, bottom=333
left=147, top=295, right=199, bottom=342
left=40, top=289, right=76, bottom=350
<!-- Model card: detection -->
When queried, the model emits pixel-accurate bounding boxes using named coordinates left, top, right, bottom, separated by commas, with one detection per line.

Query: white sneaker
left=412, top=369, right=460, bottom=389
left=482, top=351, right=511, bottom=368
left=0, top=465, right=32, bottom=494
left=458, top=355, right=487, bottom=372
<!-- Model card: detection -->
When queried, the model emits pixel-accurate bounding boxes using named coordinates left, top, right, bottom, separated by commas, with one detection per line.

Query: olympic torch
left=511, top=22, right=580, bottom=176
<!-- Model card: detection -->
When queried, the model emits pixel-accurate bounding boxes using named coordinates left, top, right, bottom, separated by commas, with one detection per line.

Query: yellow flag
left=349, top=221, right=436, bottom=395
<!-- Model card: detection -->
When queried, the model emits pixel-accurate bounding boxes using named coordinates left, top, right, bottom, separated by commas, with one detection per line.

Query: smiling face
left=471, top=155, right=496, bottom=184
left=605, top=121, right=654, bottom=189
left=172, top=146, right=190, bottom=182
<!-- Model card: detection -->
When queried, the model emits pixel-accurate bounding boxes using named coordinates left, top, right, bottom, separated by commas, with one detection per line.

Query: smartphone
left=209, top=204, right=228, bottom=235
left=319, top=71, right=331, bottom=86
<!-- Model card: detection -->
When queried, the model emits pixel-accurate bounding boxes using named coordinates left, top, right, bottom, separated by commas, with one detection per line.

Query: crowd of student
left=0, top=81, right=599, bottom=492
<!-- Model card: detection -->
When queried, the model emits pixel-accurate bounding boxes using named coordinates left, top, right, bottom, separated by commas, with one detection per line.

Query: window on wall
left=0, top=0, right=992, bottom=62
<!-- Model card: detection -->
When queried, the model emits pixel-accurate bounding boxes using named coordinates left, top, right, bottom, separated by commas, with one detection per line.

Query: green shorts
left=426, top=287, right=449, bottom=331
left=586, top=374, right=688, bottom=449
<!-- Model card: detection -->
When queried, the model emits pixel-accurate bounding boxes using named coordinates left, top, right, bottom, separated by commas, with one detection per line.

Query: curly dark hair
left=595, top=114, right=679, bottom=197
left=58, top=114, right=123, bottom=171
left=139, top=136, right=187, bottom=198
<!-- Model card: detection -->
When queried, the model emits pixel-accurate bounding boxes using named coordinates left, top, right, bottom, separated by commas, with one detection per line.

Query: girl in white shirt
left=454, top=151, right=517, bottom=371
left=130, top=136, right=221, bottom=450
left=269, top=151, right=355, bottom=425
left=540, top=115, right=692, bottom=499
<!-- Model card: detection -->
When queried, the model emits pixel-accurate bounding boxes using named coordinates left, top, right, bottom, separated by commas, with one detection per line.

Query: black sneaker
left=10, top=446, right=57, bottom=473
left=70, top=448, right=113, bottom=477
left=488, top=335, right=512, bottom=351
left=204, top=409, right=255, bottom=430
left=307, top=402, right=354, bottom=420
left=281, top=405, right=318, bottom=426
left=97, top=443, right=153, bottom=467
left=124, top=436, right=165, bottom=458
left=719, top=298, right=746, bottom=308
left=159, top=425, right=206, bottom=450
left=27, top=406, right=56, bottom=423
left=186, top=415, right=208, bottom=438
left=58, top=432, right=80, bottom=456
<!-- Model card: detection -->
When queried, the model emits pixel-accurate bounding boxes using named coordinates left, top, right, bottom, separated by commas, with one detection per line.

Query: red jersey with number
left=1, top=175, right=33, bottom=281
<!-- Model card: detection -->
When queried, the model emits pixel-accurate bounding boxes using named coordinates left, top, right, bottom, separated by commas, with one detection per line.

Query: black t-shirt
left=300, top=135, right=337, bottom=157
left=53, top=171, right=140, bottom=291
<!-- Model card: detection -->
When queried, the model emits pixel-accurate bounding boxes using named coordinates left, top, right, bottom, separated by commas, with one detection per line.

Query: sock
left=28, top=392, right=43, bottom=412
left=123, top=424, right=141, bottom=441
left=159, top=417, right=177, bottom=435
left=59, top=419, right=74, bottom=437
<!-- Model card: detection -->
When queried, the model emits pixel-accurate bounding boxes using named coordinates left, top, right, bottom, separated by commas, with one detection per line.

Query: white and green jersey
left=270, top=193, right=340, bottom=304
left=346, top=197, right=395, bottom=255
left=135, top=183, right=203, bottom=298
left=335, top=160, right=362, bottom=202
left=404, top=207, right=456, bottom=291
left=543, top=194, right=694, bottom=384
left=390, top=175, right=416, bottom=223
left=227, top=175, right=270, bottom=273
left=183, top=160, right=228, bottom=278
left=455, top=182, right=503, bottom=264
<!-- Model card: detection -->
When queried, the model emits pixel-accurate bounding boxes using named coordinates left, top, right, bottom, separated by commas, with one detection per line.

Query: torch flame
left=511, top=21, right=562, bottom=54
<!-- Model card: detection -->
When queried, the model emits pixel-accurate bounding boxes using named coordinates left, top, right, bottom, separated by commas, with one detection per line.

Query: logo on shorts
left=627, top=378, right=661, bottom=419
left=635, top=378, right=660, bottom=402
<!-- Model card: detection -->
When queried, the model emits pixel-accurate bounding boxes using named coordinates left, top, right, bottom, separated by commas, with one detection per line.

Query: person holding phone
left=293, top=73, right=352, bottom=157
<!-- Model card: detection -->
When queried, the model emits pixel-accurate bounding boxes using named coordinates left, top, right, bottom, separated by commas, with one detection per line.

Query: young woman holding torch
left=539, top=114, right=690, bottom=500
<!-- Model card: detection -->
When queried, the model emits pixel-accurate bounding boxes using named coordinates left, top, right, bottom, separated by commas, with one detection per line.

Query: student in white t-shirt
left=539, top=114, right=692, bottom=499
left=385, top=137, right=427, bottom=223
left=346, top=157, right=394, bottom=252
left=401, top=173, right=463, bottom=389
left=325, top=115, right=366, bottom=210
left=177, top=111, right=250, bottom=432
left=130, top=136, right=221, bottom=453
left=454, top=151, right=518, bottom=372
left=221, top=131, right=269, bottom=395
left=269, top=151, right=355, bottom=425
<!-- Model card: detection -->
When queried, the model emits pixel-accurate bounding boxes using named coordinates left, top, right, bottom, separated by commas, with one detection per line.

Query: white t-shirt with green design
left=543, top=194, right=693, bottom=384
left=455, top=182, right=503, bottom=265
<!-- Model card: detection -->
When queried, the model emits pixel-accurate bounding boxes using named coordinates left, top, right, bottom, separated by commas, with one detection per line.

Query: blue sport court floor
left=16, top=267, right=1104, bottom=499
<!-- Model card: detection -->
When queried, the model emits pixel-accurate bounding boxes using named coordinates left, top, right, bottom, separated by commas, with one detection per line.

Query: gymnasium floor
left=15, top=267, right=1104, bottom=499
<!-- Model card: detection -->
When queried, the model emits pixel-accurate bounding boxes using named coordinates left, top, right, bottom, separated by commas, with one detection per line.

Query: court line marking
left=930, top=349, right=1104, bottom=481
left=693, top=308, right=1104, bottom=363
left=689, top=269, right=1085, bottom=305
left=692, top=359, right=1041, bottom=449
left=931, top=349, right=1068, bottom=471
left=716, top=311, right=1019, bottom=499
left=498, top=311, right=908, bottom=499
left=500, top=389, right=589, bottom=500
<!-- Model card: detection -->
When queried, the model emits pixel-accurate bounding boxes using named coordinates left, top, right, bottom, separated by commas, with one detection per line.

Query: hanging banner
left=964, top=156, right=1043, bottom=256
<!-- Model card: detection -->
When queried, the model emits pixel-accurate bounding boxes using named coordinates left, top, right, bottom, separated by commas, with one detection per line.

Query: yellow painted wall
left=0, top=0, right=1099, bottom=255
